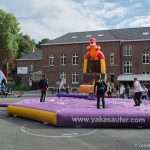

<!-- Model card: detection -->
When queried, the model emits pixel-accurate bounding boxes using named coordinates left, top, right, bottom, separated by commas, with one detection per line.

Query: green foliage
left=0, top=9, right=20, bottom=57
left=18, top=33, right=36, bottom=58
left=12, top=85, right=30, bottom=91
left=36, top=38, right=50, bottom=49
left=0, top=9, right=20, bottom=72
left=7, top=81, right=30, bottom=91
left=0, top=9, right=36, bottom=69
left=0, top=9, right=51, bottom=80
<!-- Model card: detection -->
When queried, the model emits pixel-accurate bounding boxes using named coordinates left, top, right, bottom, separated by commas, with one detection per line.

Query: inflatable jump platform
left=7, top=97, right=150, bottom=128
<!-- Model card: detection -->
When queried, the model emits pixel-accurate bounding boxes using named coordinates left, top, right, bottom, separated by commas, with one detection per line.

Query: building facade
left=16, top=49, right=42, bottom=88
left=42, top=27, right=150, bottom=88
left=17, top=27, right=150, bottom=89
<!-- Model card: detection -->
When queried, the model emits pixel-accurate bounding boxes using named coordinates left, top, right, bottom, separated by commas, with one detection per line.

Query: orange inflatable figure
left=81, top=38, right=106, bottom=93
left=83, top=38, right=106, bottom=74
left=85, top=38, right=104, bottom=60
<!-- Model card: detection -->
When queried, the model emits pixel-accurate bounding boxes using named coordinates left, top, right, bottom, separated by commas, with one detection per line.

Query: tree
left=37, top=38, right=50, bottom=49
left=18, top=34, right=36, bottom=58
left=0, top=9, right=20, bottom=74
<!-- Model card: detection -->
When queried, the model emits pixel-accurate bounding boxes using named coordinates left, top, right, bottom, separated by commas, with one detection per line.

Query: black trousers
left=40, top=91, right=46, bottom=102
left=97, top=90, right=105, bottom=108
left=107, top=91, right=112, bottom=98
left=142, top=95, right=147, bottom=100
left=51, top=88, right=60, bottom=94
left=134, top=92, right=142, bottom=106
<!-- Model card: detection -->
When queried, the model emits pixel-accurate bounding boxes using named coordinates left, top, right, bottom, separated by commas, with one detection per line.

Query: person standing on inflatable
left=39, top=75, right=48, bottom=102
left=94, top=74, right=107, bottom=109
left=133, top=77, right=142, bottom=106
left=51, top=79, right=64, bottom=94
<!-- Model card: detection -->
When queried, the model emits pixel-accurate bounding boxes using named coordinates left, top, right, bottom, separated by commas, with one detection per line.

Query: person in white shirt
left=133, top=77, right=143, bottom=106
left=119, top=84, right=125, bottom=99
left=107, top=83, right=113, bottom=98
left=142, top=85, right=148, bottom=100
left=51, top=79, right=64, bottom=94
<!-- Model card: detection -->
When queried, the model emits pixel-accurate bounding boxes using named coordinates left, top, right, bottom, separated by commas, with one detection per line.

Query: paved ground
left=0, top=91, right=150, bottom=150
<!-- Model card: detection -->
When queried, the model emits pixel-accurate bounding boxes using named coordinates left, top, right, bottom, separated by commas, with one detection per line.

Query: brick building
left=16, top=49, right=42, bottom=88
left=17, top=27, right=150, bottom=89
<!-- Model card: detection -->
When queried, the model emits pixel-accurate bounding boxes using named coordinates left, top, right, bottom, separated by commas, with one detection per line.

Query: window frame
left=110, top=52, right=114, bottom=65
left=29, top=64, right=33, bottom=71
left=49, top=54, right=55, bottom=66
left=60, top=72, right=66, bottom=84
left=72, top=72, right=78, bottom=84
left=123, top=61, right=132, bottom=74
left=123, top=45, right=132, bottom=56
left=142, top=52, right=149, bottom=64
left=72, top=53, right=79, bottom=66
left=60, top=54, right=66, bottom=66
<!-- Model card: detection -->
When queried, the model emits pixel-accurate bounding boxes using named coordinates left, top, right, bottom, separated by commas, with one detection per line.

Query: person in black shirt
left=94, top=74, right=107, bottom=109
left=39, top=75, right=48, bottom=102
left=107, top=83, right=112, bottom=98
left=66, top=84, right=71, bottom=94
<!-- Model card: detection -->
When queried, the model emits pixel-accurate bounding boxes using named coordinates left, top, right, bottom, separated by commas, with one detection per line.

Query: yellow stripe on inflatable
left=7, top=106, right=57, bottom=125
left=100, top=59, right=106, bottom=73
left=83, top=59, right=87, bottom=73
left=92, top=79, right=95, bottom=85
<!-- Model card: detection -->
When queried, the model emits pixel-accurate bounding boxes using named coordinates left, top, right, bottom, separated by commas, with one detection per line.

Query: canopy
left=117, top=74, right=150, bottom=81
left=0, top=69, right=7, bottom=83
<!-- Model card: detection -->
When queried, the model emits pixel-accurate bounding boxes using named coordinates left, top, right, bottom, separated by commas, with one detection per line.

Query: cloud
left=19, top=19, right=52, bottom=42
left=0, top=0, right=149, bottom=41
left=116, top=15, right=150, bottom=28
left=16, top=0, right=111, bottom=39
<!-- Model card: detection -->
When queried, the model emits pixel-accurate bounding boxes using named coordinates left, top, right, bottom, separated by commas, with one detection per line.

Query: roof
left=43, top=27, right=150, bottom=45
left=17, top=49, right=42, bottom=61
left=109, top=27, right=150, bottom=41
left=117, top=74, right=150, bottom=81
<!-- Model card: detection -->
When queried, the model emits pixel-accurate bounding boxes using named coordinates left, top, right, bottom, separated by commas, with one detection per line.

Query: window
left=142, top=52, right=149, bottom=64
left=123, top=61, right=132, bottom=74
left=72, top=54, right=78, bottom=65
left=49, top=55, right=55, bottom=66
left=123, top=45, right=132, bottom=56
left=72, top=72, right=78, bottom=84
left=86, top=35, right=92, bottom=38
left=60, top=54, right=66, bottom=66
left=72, top=36, right=77, bottom=39
left=110, top=74, right=114, bottom=83
left=29, top=77, right=32, bottom=86
left=29, top=65, right=33, bottom=71
left=143, top=72, right=149, bottom=74
left=110, top=52, right=114, bottom=65
left=97, top=34, right=104, bottom=37
left=143, top=32, right=149, bottom=35
left=60, top=72, right=66, bottom=84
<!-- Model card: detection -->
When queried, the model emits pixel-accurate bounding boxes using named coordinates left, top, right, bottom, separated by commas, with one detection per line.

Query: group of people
left=119, top=80, right=150, bottom=101
left=0, top=79, right=7, bottom=97
left=94, top=76, right=148, bottom=109
left=39, top=75, right=70, bottom=102
left=39, top=74, right=149, bottom=109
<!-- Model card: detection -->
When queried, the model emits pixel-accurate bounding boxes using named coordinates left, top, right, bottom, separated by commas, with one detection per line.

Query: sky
left=0, top=0, right=150, bottom=42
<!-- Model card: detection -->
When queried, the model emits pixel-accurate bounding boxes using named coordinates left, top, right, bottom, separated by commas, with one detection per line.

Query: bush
left=12, top=85, right=30, bottom=91
left=6, top=82, right=30, bottom=91
left=32, top=81, right=40, bottom=90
